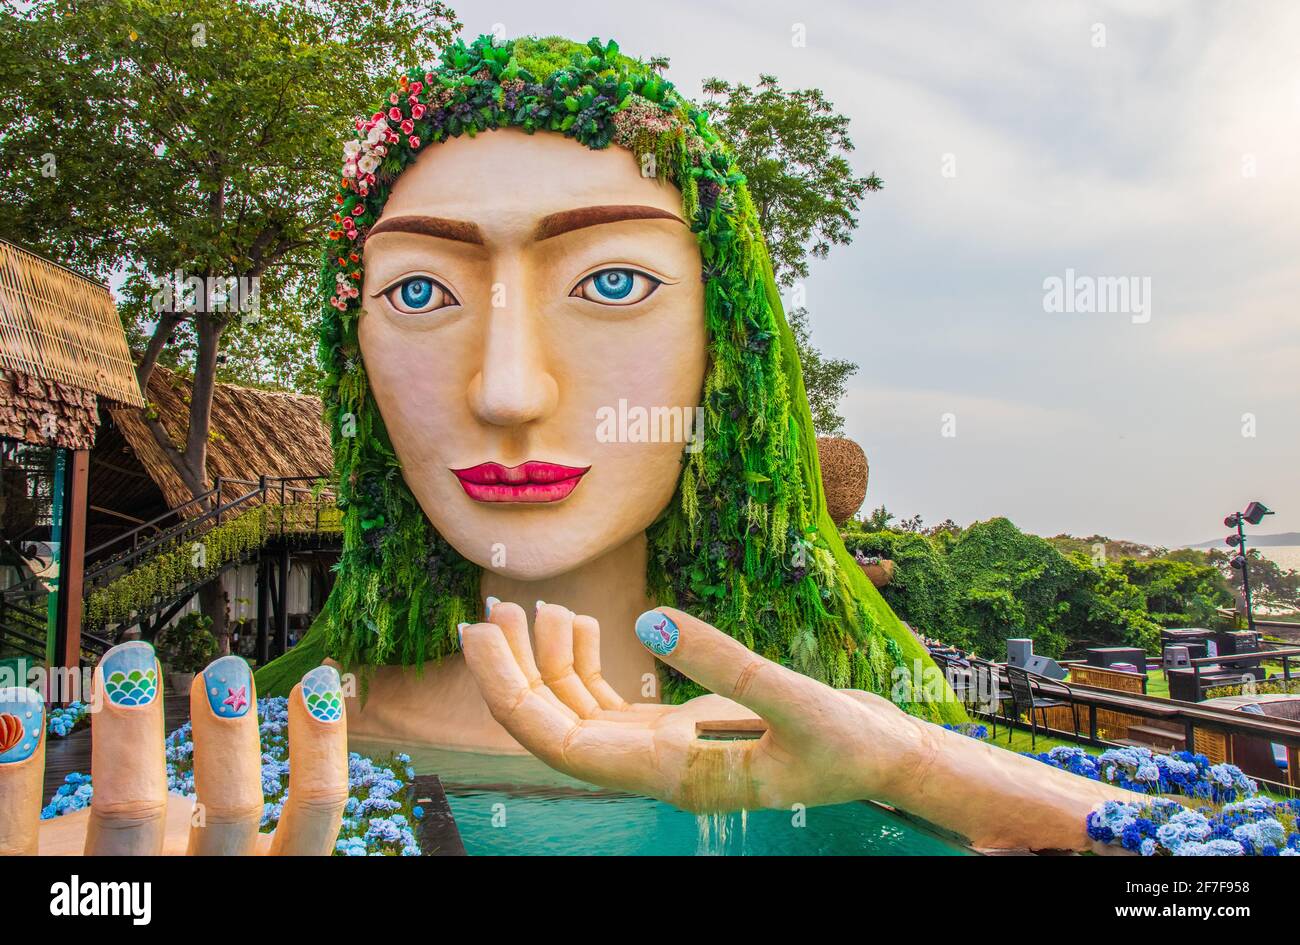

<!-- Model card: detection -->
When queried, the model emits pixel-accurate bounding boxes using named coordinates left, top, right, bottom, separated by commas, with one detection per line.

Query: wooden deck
left=411, top=774, right=467, bottom=856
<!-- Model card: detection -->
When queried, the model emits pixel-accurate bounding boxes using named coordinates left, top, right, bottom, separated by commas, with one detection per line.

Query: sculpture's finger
left=84, top=641, right=167, bottom=855
left=0, top=687, right=45, bottom=856
left=461, top=620, right=583, bottom=768
left=635, top=607, right=836, bottom=730
left=186, top=656, right=262, bottom=855
left=533, top=602, right=602, bottom=718
left=462, top=620, right=663, bottom=792
left=571, top=614, right=630, bottom=710
left=485, top=598, right=579, bottom=721
left=269, top=666, right=348, bottom=856
left=570, top=615, right=669, bottom=719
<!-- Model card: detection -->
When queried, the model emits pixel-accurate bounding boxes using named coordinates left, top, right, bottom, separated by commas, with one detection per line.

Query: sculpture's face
left=360, top=129, right=707, bottom=579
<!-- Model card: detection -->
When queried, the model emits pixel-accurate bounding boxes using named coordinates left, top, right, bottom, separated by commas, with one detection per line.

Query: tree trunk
left=135, top=311, right=180, bottom=392
left=197, top=577, right=230, bottom=656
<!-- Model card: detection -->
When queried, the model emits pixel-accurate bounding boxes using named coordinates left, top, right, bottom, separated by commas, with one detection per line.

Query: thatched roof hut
left=88, top=365, right=333, bottom=549
left=0, top=239, right=143, bottom=450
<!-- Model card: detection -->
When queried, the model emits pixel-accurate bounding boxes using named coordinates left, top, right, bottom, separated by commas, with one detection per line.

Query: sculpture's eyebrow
left=368, top=215, right=485, bottom=244
left=534, top=205, right=685, bottom=241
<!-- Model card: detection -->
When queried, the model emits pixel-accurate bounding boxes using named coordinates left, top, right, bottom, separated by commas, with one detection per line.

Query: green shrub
left=155, top=612, right=218, bottom=673
left=839, top=524, right=963, bottom=647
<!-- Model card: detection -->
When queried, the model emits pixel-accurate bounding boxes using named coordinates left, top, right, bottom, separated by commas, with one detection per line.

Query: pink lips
left=451, top=461, right=591, bottom=503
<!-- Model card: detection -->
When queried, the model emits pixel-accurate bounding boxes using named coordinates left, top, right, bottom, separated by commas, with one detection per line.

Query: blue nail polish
left=204, top=655, right=251, bottom=718
left=485, top=596, right=500, bottom=618
left=301, top=666, right=343, bottom=722
left=0, top=687, right=43, bottom=764
left=635, top=611, right=679, bottom=656
left=457, top=622, right=469, bottom=645
left=101, top=641, right=158, bottom=707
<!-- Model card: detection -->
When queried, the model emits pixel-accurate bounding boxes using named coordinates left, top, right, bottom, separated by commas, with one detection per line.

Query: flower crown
left=324, top=34, right=743, bottom=315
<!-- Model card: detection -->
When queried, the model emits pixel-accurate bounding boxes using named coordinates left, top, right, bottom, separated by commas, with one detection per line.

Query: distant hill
left=1188, top=532, right=1300, bottom=549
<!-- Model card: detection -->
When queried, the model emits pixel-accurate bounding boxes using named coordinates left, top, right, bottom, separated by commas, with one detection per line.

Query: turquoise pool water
left=357, top=742, right=971, bottom=856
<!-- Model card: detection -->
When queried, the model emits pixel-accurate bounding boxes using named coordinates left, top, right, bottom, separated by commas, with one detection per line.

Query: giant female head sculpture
left=318, top=34, right=957, bottom=721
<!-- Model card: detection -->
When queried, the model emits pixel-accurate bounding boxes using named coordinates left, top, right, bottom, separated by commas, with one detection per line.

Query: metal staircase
left=0, top=476, right=340, bottom=663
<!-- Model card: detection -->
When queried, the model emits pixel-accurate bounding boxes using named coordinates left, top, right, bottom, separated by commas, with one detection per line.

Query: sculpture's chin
left=433, top=526, right=625, bottom=583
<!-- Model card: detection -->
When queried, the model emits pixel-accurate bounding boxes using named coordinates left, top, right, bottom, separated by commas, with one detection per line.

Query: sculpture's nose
left=468, top=268, right=558, bottom=428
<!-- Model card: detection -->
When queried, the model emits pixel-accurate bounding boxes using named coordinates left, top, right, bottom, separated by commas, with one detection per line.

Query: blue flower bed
left=1030, top=743, right=1299, bottom=856
left=46, top=701, right=89, bottom=737
left=1028, top=745, right=1255, bottom=803
left=43, top=696, right=423, bottom=856
left=42, top=772, right=93, bottom=819
left=1088, top=797, right=1300, bottom=856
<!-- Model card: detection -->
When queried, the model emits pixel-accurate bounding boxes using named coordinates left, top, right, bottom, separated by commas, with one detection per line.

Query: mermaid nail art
left=100, top=641, right=159, bottom=707
left=204, top=655, right=251, bottom=719
left=485, top=596, right=500, bottom=617
left=635, top=610, right=679, bottom=656
left=0, top=687, right=43, bottom=764
left=301, top=666, right=343, bottom=722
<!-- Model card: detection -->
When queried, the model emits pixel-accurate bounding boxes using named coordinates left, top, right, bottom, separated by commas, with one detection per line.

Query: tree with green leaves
left=701, top=74, right=880, bottom=436
left=0, top=0, right=457, bottom=650
left=864, top=505, right=895, bottom=531
left=0, top=0, right=458, bottom=498
left=786, top=305, right=857, bottom=435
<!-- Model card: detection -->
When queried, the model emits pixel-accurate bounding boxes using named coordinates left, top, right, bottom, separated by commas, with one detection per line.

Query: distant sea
left=1256, top=545, right=1300, bottom=573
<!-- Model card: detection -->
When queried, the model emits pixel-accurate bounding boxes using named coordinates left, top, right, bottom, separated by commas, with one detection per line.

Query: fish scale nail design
left=100, top=641, right=159, bottom=707
left=301, top=665, right=343, bottom=722
left=204, top=655, right=251, bottom=718
left=0, top=687, right=42, bottom=764
left=635, top=610, right=679, bottom=656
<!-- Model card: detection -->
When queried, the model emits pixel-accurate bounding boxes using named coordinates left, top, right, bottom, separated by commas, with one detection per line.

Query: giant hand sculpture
left=462, top=601, right=1143, bottom=853
left=0, top=642, right=347, bottom=856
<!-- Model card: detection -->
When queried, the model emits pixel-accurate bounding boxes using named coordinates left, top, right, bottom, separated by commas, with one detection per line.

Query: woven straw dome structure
left=817, top=436, right=869, bottom=525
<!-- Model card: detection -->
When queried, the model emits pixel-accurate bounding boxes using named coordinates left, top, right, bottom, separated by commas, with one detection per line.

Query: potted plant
left=155, top=612, right=218, bottom=694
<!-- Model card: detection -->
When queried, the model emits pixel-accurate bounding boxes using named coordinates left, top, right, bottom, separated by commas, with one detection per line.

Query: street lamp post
left=1224, top=500, right=1273, bottom=636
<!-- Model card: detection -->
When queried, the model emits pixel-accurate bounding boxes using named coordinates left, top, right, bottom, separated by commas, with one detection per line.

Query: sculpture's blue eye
left=385, top=275, right=457, bottom=314
left=571, top=268, right=661, bottom=306
left=593, top=270, right=633, bottom=299
left=401, top=277, right=433, bottom=308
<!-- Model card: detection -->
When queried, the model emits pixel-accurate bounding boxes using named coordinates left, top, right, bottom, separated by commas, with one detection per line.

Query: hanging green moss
left=307, top=34, right=964, bottom=725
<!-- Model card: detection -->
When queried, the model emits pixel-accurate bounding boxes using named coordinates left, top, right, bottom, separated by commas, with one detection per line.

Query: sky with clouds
left=462, top=0, right=1298, bottom=547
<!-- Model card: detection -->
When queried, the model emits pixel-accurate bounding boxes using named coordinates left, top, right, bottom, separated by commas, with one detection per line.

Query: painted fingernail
left=635, top=610, right=679, bottom=656
left=457, top=622, right=469, bottom=645
left=485, top=596, right=500, bottom=618
left=0, top=687, right=43, bottom=764
left=301, top=666, right=343, bottom=722
left=204, top=655, right=251, bottom=719
left=535, top=600, right=545, bottom=613
left=101, top=641, right=159, bottom=707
